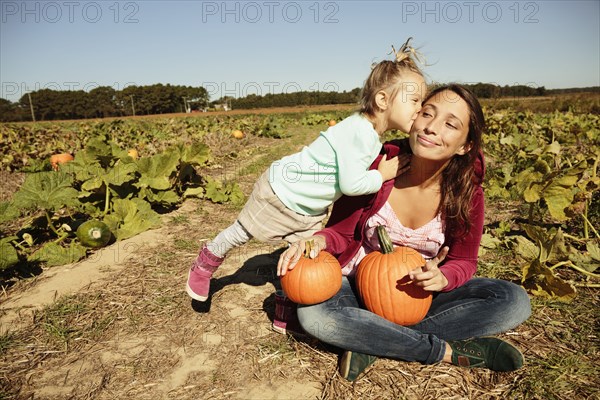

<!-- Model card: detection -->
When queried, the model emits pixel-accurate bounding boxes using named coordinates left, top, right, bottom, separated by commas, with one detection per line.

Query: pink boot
left=272, top=290, right=304, bottom=335
left=186, top=244, right=224, bottom=301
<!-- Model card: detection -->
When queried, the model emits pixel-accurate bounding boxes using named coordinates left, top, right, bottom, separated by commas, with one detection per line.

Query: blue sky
left=1, top=0, right=599, bottom=102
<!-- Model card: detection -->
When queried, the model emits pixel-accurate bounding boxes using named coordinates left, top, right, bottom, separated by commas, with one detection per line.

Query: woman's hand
left=277, top=235, right=327, bottom=277
left=408, top=246, right=449, bottom=292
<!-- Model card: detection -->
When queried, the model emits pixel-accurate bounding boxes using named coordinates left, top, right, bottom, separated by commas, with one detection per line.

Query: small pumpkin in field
left=356, top=225, right=432, bottom=326
left=328, top=120, right=337, bottom=127
left=231, top=129, right=245, bottom=139
left=127, top=149, right=139, bottom=159
left=49, top=153, right=74, bottom=170
left=76, top=220, right=112, bottom=248
left=280, top=240, right=342, bottom=305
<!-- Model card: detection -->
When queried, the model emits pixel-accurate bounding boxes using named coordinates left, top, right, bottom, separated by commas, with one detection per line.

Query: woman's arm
left=438, top=186, right=485, bottom=291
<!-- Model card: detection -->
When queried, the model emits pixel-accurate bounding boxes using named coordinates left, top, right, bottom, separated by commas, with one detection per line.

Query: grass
left=0, top=333, right=15, bottom=354
left=169, top=214, right=190, bottom=225
left=173, top=237, right=198, bottom=251
left=39, top=295, right=89, bottom=347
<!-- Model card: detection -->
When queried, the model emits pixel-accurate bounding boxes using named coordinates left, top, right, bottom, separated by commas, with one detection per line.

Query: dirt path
left=0, top=229, right=164, bottom=335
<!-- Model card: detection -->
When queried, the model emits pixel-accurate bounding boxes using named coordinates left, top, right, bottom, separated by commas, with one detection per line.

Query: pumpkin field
left=0, top=95, right=599, bottom=399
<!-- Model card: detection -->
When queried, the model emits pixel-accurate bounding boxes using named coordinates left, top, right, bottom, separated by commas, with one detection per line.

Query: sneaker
left=339, top=351, right=377, bottom=381
left=186, top=244, right=224, bottom=301
left=448, top=337, right=524, bottom=372
left=271, top=290, right=304, bottom=336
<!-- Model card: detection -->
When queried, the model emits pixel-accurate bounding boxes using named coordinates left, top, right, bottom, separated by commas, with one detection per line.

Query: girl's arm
left=332, top=127, right=385, bottom=196
left=322, top=143, right=403, bottom=260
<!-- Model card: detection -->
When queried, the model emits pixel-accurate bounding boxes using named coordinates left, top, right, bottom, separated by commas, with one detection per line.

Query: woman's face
left=409, top=90, right=471, bottom=162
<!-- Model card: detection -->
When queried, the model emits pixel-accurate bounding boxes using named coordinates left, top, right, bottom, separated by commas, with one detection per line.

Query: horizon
left=1, top=1, right=599, bottom=103
left=3, top=82, right=599, bottom=106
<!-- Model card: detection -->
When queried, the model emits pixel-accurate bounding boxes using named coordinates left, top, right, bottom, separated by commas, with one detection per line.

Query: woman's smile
left=416, top=134, right=439, bottom=147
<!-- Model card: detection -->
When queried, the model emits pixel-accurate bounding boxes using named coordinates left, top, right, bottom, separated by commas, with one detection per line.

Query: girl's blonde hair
left=359, top=38, right=425, bottom=116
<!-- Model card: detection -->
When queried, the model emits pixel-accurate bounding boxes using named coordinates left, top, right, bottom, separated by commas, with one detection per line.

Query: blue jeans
left=296, top=277, right=531, bottom=365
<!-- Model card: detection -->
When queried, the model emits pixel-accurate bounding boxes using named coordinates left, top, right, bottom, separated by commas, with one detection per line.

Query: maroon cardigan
left=317, top=138, right=485, bottom=292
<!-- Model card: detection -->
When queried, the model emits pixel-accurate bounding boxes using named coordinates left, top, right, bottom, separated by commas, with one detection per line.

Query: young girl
left=187, top=38, right=427, bottom=302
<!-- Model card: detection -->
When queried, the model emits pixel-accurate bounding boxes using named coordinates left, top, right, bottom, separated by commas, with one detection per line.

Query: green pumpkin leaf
left=80, top=166, right=105, bottom=191
left=568, top=250, right=598, bottom=273
left=103, top=161, right=138, bottom=186
left=543, top=141, right=561, bottom=155
left=480, top=233, right=501, bottom=249
left=516, top=169, right=543, bottom=194
left=204, top=178, right=228, bottom=203
left=136, top=150, right=180, bottom=190
left=548, top=229, right=567, bottom=262
left=0, top=201, right=20, bottom=224
left=588, top=242, right=600, bottom=262
left=178, top=142, right=211, bottom=165
left=0, top=239, right=20, bottom=270
left=204, top=177, right=245, bottom=205
left=183, top=186, right=205, bottom=198
left=521, top=259, right=576, bottom=302
left=144, top=189, right=180, bottom=205
left=524, top=184, right=543, bottom=203
left=28, top=241, right=87, bottom=267
left=514, top=235, right=539, bottom=261
left=102, top=198, right=161, bottom=240
left=12, top=171, right=80, bottom=212
left=543, top=176, right=578, bottom=221
left=533, top=158, right=552, bottom=174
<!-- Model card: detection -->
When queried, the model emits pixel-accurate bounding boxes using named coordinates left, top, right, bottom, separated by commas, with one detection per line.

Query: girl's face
left=409, top=90, right=472, bottom=162
left=385, top=71, right=426, bottom=133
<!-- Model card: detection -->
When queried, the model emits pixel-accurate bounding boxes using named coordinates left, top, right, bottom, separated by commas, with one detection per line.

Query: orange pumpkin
left=49, top=153, right=74, bottom=171
left=231, top=129, right=245, bottom=139
left=328, top=120, right=337, bottom=127
left=280, top=241, right=342, bottom=305
left=127, top=149, right=139, bottom=159
left=356, top=225, right=432, bottom=325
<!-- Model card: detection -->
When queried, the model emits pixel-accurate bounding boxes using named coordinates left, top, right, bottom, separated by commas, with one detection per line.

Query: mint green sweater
left=269, top=113, right=383, bottom=215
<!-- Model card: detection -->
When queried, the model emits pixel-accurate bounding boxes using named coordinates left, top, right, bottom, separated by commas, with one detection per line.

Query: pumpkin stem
left=304, top=240, right=314, bottom=258
left=375, top=225, right=394, bottom=254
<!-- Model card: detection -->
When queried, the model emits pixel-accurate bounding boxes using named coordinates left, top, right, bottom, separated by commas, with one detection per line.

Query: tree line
left=0, top=84, right=209, bottom=122
left=227, top=88, right=362, bottom=110
left=1, top=83, right=597, bottom=122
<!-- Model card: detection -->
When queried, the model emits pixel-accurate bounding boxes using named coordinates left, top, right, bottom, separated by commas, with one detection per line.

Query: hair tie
left=390, top=37, right=424, bottom=65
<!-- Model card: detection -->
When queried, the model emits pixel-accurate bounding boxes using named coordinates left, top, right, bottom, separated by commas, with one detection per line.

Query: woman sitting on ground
left=277, top=84, right=531, bottom=381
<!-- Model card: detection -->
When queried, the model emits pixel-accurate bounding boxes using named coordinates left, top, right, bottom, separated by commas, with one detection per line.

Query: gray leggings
left=206, top=220, right=252, bottom=258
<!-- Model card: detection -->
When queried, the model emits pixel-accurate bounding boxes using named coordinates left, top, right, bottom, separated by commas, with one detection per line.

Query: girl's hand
left=377, top=154, right=399, bottom=181
left=378, top=153, right=411, bottom=181
left=408, top=246, right=449, bottom=292
left=277, top=235, right=327, bottom=277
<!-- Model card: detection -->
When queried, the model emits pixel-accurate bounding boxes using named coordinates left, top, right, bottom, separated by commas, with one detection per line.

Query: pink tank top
left=342, top=201, right=445, bottom=276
